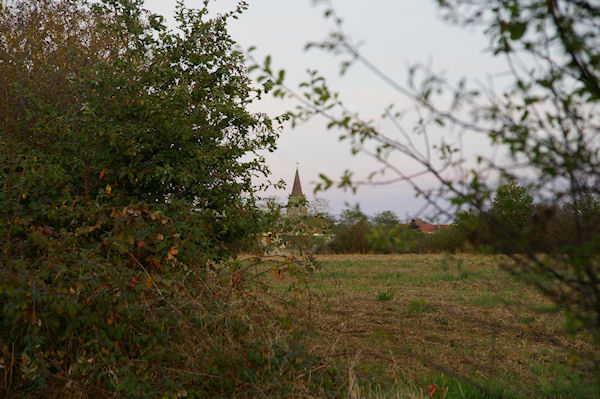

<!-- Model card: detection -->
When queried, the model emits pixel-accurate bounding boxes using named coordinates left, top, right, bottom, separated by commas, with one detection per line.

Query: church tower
left=287, top=168, right=307, bottom=217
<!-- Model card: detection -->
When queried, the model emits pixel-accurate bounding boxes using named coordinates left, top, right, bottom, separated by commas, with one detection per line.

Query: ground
left=251, top=254, right=599, bottom=398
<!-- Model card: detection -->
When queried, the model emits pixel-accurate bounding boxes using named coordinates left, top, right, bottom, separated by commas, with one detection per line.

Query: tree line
left=289, top=182, right=600, bottom=255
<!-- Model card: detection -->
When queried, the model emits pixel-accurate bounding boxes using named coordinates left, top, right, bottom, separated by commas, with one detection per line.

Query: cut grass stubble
left=261, top=254, right=598, bottom=398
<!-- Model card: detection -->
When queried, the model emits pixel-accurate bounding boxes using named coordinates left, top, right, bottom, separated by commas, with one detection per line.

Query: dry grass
left=258, top=254, right=599, bottom=398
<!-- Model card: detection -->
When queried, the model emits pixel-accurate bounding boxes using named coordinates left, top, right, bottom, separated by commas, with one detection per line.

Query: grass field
left=256, top=254, right=599, bottom=398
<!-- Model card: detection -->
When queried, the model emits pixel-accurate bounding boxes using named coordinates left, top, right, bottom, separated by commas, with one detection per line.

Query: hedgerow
left=0, top=1, right=344, bottom=397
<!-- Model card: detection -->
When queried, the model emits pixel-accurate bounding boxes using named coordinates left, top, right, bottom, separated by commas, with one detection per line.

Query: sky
left=143, top=0, right=505, bottom=220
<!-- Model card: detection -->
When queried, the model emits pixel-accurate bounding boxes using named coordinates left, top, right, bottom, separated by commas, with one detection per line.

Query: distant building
left=286, top=168, right=307, bottom=218
left=256, top=167, right=335, bottom=255
left=412, top=218, right=450, bottom=234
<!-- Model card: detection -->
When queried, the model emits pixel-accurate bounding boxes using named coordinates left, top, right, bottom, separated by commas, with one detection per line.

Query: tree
left=489, top=180, right=534, bottom=252
left=255, top=1, right=600, bottom=341
left=330, top=208, right=371, bottom=253
left=1, top=0, right=276, bottom=258
left=372, top=210, right=400, bottom=227
left=368, top=210, right=409, bottom=253
left=491, top=182, right=534, bottom=228
left=0, top=0, right=282, bottom=396
left=308, top=197, right=333, bottom=218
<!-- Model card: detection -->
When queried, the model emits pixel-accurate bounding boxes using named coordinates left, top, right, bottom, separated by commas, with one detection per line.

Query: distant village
left=257, top=168, right=451, bottom=254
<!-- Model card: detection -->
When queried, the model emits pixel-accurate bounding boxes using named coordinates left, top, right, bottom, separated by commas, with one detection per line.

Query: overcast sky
left=143, top=0, right=504, bottom=220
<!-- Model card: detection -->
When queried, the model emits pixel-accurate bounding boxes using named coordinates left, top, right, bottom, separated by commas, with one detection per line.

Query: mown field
left=255, top=254, right=599, bottom=398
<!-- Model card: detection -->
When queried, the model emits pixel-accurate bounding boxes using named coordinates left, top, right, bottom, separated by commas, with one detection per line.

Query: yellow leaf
left=567, top=354, right=578, bottom=366
left=145, top=277, right=153, bottom=288
left=21, top=193, right=27, bottom=199
left=105, top=184, right=112, bottom=195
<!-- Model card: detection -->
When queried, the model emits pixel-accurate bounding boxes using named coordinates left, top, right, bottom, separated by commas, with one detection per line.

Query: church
left=256, top=166, right=332, bottom=253
left=286, top=168, right=307, bottom=217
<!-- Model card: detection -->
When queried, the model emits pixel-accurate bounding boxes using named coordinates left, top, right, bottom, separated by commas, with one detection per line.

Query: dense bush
left=0, top=1, right=343, bottom=397
left=1, top=0, right=273, bottom=259
left=328, top=209, right=372, bottom=253
left=1, top=210, right=344, bottom=397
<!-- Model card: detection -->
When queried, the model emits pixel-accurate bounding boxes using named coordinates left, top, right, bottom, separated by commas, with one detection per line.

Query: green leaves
left=508, top=21, right=528, bottom=41
left=0, top=1, right=287, bottom=396
left=2, top=0, right=277, bottom=254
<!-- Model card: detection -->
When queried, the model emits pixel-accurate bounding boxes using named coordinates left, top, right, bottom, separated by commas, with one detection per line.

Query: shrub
left=1, top=226, right=345, bottom=397
left=0, top=1, right=344, bottom=397
left=328, top=209, right=373, bottom=253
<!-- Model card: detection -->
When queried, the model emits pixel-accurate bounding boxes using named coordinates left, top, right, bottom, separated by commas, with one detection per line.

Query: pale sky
left=144, top=0, right=504, bottom=220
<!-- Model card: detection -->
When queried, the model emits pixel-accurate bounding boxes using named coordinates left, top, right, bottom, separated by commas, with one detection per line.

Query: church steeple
left=287, top=165, right=307, bottom=218
left=291, top=168, right=303, bottom=196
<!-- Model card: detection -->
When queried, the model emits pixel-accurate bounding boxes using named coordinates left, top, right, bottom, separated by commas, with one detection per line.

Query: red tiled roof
left=419, top=223, right=437, bottom=233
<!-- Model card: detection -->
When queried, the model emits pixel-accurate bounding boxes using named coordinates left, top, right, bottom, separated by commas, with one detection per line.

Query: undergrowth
left=0, top=205, right=347, bottom=398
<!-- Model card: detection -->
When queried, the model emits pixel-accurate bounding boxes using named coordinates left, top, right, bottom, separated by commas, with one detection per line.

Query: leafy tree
left=491, top=182, right=534, bottom=228
left=254, top=0, right=600, bottom=341
left=367, top=211, right=402, bottom=253
left=337, top=208, right=369, bottom=227
left=1, top=0, right=276, bottom=258
left=489, top=180, right=534, bottom=252
left=0, top=1, right=292, bottom=396
left=372, top=210, right=400, bottom=227
left=329, top=208, right=372, bottom=253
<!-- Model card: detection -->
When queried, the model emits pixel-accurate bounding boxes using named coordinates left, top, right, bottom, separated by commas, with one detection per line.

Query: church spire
left=291, top=168, right=303, bottom=196
left=287, top=165, right=307, bottom=218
